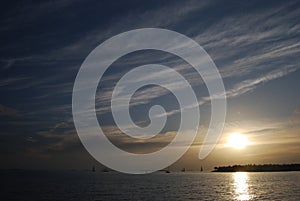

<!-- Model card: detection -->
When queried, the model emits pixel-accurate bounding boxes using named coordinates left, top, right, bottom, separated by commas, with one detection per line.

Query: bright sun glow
left=225, top=132, right=250, bottom=149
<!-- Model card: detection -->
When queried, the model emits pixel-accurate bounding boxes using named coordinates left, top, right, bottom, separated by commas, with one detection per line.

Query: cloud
left=192, top=1, right=300, bottom=78
left=147, top=63, right=299, bottom=120
left=0, top=57, right=33, bottom=71
left=293, top=108, right=300, bottom=115
left=0, top=104, right=19, bottom=117
left=1, top=59, right=15, bottom=70
left=0, top=76, right=32, bottom=87
left=89, top=1, right=300, bottom=119
left=35, top=118, right=78, bottom=152
left=1, top=0, right=300, bottom=166
left=0, top=0, right=80, bottom=33
left=225, top=64, right=299, bottom=98
left=218, top=119, right=300, bottom=150
left=102, top=125, right=177, bottom=154
left=2, top=0, right=299, bottom=105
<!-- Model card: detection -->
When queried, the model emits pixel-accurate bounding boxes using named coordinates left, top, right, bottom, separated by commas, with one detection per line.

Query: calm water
left=1, top=170, right=299, bottom=200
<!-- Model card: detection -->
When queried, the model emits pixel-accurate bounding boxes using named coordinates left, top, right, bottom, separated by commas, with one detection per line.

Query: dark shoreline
left=212, top=164, right=300, bottom=172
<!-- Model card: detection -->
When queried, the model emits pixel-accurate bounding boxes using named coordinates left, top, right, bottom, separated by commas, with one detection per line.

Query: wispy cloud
left=89, top=1, right=300, bottom=119
left=0, top=104, right=19, bottom=117
left=0, top=75, right=32, bottom=87
left=226, top=64, right=299, bottom=98
left=1, top=0, right=300, bottom=165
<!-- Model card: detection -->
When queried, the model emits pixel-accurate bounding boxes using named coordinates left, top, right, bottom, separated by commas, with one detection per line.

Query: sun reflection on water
left=233, top=172, right=252, bottom=201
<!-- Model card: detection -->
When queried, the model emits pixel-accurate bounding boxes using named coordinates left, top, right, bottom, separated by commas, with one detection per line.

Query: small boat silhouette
left=165, top=167, right=170, bottom=173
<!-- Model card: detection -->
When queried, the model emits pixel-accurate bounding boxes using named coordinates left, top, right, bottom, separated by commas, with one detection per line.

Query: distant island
left=212, top=164, right=300, bottom=172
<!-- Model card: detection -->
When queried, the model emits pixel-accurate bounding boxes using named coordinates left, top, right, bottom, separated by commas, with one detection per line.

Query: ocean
left=1, top=170, right=299, bottom=200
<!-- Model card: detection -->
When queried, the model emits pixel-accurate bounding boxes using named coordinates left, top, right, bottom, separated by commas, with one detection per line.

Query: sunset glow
left=225, top=133, right=250, bottom=149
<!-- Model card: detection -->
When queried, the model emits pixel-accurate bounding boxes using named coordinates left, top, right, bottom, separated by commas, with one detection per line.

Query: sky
left=0, top=0, right=300, bottom=171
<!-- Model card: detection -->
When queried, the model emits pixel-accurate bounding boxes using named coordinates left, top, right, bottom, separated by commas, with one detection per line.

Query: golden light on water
left=225, top=132, right=250, bottom=149
left=233, top=172, right=252, bottom=201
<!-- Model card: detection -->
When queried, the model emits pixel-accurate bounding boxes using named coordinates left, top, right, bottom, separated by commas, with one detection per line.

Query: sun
left=225, top=132, right=250, bottom=149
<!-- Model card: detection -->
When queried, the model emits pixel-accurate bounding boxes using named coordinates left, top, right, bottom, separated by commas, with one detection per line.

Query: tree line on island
left=213, top=164, right=300, bottom=172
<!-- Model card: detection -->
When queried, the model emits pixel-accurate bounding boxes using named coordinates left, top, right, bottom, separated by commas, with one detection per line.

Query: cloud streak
left=1, top=0, right=300, bottom=168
